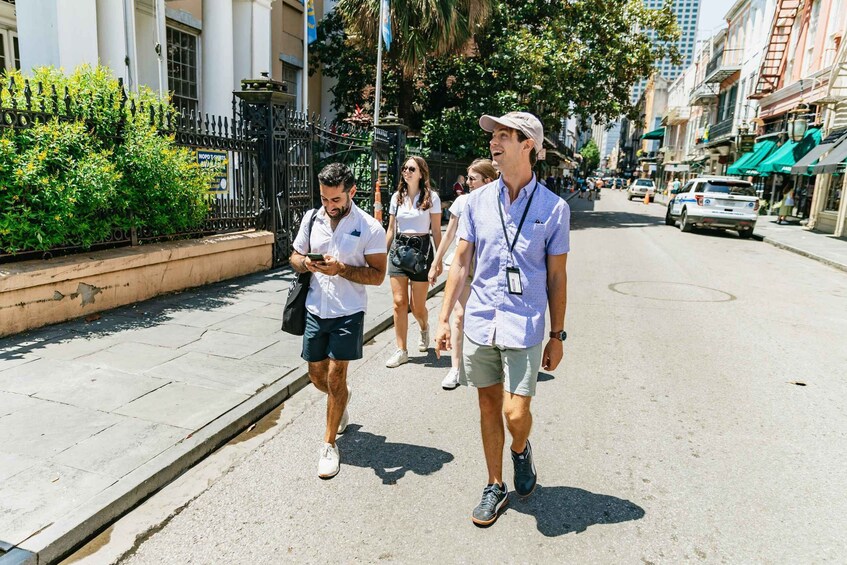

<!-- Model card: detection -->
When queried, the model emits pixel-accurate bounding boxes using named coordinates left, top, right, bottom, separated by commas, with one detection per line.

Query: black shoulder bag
left=281, top=210, right=319, bottom=335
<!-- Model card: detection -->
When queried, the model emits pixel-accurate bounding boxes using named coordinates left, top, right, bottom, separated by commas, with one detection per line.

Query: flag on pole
left=306, top=0, right=318, bottom=44
left=380, top=0, right=392, bottom=51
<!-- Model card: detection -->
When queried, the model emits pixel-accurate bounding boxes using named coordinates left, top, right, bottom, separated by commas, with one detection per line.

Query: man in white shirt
left=290, top=163, right=387, bottom=479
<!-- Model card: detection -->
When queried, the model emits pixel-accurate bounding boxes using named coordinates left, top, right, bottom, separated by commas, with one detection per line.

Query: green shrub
left=0, top=65, right=212, bottom=255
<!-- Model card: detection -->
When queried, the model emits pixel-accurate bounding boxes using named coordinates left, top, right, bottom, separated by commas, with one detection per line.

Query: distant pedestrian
left=290, top=163, right=387, bottom=479
left=385, top=156, right=443, bottom=368
left=429, top=158, right=498, bottom=391
left=778, top=185, right=795, bottom=224
left=671, top=176, right=681, bottom=195
left=435, top=112, right=570, bottom=526
left=453, top=175, right=466, bottom=198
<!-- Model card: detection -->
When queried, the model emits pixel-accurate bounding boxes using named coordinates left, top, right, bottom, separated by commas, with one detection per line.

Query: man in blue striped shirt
left=435, top=112, right=570, bottom=526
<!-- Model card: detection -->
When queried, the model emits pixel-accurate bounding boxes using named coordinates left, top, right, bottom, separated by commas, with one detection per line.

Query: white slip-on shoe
left=441, top=367, right=460, bottom=390
left=337, top=386, right=351, bottom=434
left=385, top=348, right=409, bottom=368
left=418, top=327, right=430, bottom=352
left=318, top=442, right=340, bottom=479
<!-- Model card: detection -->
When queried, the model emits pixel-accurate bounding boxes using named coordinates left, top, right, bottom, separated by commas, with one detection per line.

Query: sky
left=696, top=0, right=737, bottom=43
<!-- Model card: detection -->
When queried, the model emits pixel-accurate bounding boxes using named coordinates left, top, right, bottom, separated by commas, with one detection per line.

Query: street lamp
left=787, top=102, right=810, bottom=142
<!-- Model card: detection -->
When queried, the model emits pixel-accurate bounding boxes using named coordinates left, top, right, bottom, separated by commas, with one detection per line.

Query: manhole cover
left=609, top=281, right=736, bottom=303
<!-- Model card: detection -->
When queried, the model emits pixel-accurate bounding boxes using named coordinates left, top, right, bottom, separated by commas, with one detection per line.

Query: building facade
left=10, top=0, right=325, bottom=121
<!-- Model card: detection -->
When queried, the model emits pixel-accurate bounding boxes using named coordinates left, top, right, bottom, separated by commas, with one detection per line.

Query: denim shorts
left=461, top=336, right=543, bottom=397
left=301, top=311, right=365, bottom=362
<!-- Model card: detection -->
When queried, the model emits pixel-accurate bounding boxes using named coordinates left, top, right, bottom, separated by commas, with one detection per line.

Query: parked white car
left=627, top=178, right=656, bottom=201
left=664, top=176, right=759, bottom=238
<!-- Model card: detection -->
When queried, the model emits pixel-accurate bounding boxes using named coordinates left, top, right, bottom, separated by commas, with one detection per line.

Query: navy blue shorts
left=301, top=311, right=365, bottom=362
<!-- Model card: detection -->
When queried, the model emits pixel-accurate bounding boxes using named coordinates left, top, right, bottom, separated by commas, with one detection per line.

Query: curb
left=753, top=235, right=847, bottom=273
left=18, top=280, right=447, bottom=565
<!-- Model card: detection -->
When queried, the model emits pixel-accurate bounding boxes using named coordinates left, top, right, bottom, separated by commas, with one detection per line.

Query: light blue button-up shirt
left=457, top=175, right=570, bottom=348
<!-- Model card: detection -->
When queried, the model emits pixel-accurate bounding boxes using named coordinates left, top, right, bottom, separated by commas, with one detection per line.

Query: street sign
left=197, top=150, right=229, bottom=194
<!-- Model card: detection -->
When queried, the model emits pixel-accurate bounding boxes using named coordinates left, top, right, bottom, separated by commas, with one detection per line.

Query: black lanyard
left=496, top=180, right=537, bottom=263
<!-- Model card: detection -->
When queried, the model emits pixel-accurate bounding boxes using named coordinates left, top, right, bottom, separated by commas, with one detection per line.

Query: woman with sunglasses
left=428, top=158, right=498, bottom=389
left=384, top=156, right=443, bottom=368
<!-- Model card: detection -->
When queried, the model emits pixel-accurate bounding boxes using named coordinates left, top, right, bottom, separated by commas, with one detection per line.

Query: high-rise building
left=631, top=0, right=701, bottom=103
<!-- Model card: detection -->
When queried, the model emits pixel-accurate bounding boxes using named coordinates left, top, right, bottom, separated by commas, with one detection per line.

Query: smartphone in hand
left=306, top=253, right=325, bottom=263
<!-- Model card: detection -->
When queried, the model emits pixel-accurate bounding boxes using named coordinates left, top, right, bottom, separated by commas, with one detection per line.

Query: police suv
left=664, top=176, right=759, bottom=238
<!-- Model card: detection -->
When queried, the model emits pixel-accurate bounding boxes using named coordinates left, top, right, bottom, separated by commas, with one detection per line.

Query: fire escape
left=750, top=0, right=802, bottom=99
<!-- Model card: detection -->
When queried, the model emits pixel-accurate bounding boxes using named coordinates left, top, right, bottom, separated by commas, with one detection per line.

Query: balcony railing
left=689, top=83, right=718, bottom=106
left=704, top=48, right=744, bottom=84
left=708, top=117, right=735, bottom=140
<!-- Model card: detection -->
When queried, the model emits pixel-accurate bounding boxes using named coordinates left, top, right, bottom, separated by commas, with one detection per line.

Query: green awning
left=641, top=128, right=665, bottom=140
left=757, top=128, right=822, bottom=175
left=726, top=149, right=757, bottom=176
left=731, top=139, right=777, bottom=176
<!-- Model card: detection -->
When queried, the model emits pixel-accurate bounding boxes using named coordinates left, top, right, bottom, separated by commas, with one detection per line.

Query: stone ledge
left=0, top=231, right=274, bottom=337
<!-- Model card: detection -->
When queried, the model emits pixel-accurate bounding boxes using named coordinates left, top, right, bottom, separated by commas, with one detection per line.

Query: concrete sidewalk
left=0, top=266, right=445, bottom=564
left=652, top=193, right=847, bottom=272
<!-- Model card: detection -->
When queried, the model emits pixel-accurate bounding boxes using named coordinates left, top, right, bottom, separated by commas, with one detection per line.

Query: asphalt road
left=72, top=189, right=847, bottom=564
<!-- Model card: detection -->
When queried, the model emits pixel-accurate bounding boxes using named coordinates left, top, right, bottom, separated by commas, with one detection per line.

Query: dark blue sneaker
left=472, top=482, right=508, bottom=526
left=511, top=440, right=537, bottom=497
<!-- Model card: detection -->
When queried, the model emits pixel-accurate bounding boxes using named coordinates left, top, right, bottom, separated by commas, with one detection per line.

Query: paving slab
left=0, top=452, right=40, bottom=483
left=145, top=351, right=295, bottom=395
left=179, top=328, right=278, bottom=359
left=0, top=391, right=44, bottom=418
left=0, top=463, right=116, bottom=547
left=75, top=342, right=188, bottom=374
left=207, top=312, right=285, bottom=337
left=52, top=419, right=188, bottom=481
left=0, top=401, right=123, bottom=459
left=113, top=382, right=250, bottom=430
left=108, top=324, right=206, bottom=348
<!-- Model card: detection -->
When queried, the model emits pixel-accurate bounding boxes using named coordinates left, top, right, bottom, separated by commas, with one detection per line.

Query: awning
left=732, top=139, right=777, bottom=176
left=790, top=133, right=847, bottom=174
left=641, top=128, right=665, bottom=140
left=811, top=136, right=847, bottom=174
left=757, top=128, right=822, bottom=175
left=727, top=149, right=757, bottom=176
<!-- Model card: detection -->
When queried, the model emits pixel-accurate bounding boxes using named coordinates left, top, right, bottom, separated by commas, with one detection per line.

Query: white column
left=96, top=0, right=138, bottom=89
left=232, top=0, right=252, bottom=85
left=17, top=0, right=99, bottom=73
left=251, top=0, right=272, bottom=79
left=202, top=0, right=235, bottom=118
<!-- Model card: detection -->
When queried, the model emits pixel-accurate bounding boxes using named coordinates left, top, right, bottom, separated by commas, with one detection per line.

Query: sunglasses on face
left=402, top=165, right=417, bottom=173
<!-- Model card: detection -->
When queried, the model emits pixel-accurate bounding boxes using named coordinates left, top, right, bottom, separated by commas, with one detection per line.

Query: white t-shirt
left=389, top=191, right=442, bottom=234
left=292, top=203, right=386, bottom=319
left=449, top=193, right=469, bottom=218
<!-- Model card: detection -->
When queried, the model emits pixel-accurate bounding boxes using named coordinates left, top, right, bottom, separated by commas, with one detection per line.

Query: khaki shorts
left=461, top=336, right=542, bottom=397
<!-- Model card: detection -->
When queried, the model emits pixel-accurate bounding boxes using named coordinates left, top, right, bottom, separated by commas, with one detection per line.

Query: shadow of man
left=335, top=425, right=454, bottom=485
left=507, top=485, right=645, bottom=536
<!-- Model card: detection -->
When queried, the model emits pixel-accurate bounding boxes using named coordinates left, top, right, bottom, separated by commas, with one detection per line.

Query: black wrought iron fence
left=1, top=74, right=467, bottom=266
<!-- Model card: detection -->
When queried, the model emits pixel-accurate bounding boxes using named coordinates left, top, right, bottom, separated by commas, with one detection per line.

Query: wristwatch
left=549, top=330, right=567, bottom=341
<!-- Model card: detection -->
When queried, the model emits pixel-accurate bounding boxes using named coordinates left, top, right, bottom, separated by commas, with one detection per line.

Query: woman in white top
left=428, top=158, right=498, bottom=389
left=384, top=156, right=443, bottom=368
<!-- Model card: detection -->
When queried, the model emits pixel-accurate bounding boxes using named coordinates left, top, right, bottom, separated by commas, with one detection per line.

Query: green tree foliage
left=313, top=0, right=679, bottom=160
left=580, top=139, right=601, bottom=174
left=0, top=65, right=212, bottom=254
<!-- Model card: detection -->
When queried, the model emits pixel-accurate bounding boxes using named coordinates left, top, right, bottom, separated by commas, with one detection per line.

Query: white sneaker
left=441, top=367, right=460, bottom=390
left=418, top=327, right=430, bottom=352
left=318, top=442, right=340, bottom=479
left=385, top=348, right=409, bottom=368
left=337, top=386, right=351, bottom=434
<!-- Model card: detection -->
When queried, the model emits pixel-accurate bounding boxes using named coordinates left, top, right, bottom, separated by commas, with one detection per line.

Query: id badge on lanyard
left=497, top=182, right=536, bottom=296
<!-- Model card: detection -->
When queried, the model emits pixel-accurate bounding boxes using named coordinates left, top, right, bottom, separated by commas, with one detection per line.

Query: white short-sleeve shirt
left=449, top=193, right=469, bottom=219
left=389, top=191, right=442, bottom=234
left=292, top=203, right=386, bottom=319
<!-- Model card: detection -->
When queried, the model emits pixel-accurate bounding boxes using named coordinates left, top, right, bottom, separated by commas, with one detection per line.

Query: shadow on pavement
left=407, top=351, right=451, bottom=368
left=507, top=485, right=645, bottom=536
left=570, top=209, right=664, bottom=231
left=336, top=424, right=454, bottom=485
left=537, top=372, right=555, bottom=382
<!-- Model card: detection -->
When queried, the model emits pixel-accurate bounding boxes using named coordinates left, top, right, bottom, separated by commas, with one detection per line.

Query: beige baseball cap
left=479, top=112, right=546, bottom=160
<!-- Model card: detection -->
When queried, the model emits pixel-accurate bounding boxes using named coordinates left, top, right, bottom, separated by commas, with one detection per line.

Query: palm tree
left=335, top=0, right=493, bottom=121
